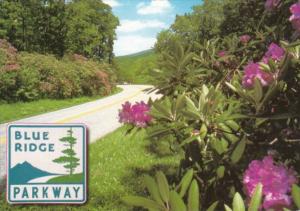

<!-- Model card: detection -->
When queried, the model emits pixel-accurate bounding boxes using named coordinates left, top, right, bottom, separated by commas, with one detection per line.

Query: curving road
left=0, top=85, right=160, bottom=180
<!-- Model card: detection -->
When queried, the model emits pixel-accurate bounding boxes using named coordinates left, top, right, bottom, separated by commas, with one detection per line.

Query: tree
left=53, top=128, right=80, bottom=175
left=65, top=0, right=119, bottom=61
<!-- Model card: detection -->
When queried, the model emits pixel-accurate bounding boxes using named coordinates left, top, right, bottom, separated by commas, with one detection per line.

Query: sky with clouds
left=102, top=0, right=201, bottom=56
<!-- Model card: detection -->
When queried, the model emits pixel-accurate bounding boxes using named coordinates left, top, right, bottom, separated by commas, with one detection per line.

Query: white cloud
left=102, top=0, right=121, bottom=7
left=114, top=35, right=156, bottom=56
left=117, top=19, right=167, bottom=33
left=137, top=0, right=172, bottom=15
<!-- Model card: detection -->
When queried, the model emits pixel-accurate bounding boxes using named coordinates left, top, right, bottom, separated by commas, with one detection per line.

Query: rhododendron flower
left=240, top=35, right=251, bottom=43
left=118, top=101, right=152, bottom=127
left=290, top=2, right=300, bottom=32
left=265, top=0, right=281, bottom=11
left=218, top=51, right=226, bottom=57
left=243, top=156, right=297, bottom=210
left=262, top=43, right=285, bottom=63
left=242, top=62, right=273, bottom=88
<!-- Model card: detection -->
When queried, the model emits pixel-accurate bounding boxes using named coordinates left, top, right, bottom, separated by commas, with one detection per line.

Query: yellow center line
left=0, top=88, right=144, bottom=145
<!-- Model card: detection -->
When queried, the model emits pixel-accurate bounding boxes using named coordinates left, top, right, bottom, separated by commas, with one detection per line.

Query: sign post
left=7, top=124, right=87, bottom=204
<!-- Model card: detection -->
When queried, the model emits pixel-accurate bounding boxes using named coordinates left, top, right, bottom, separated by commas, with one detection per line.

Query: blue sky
left=102, top=0, right=201, bottom=56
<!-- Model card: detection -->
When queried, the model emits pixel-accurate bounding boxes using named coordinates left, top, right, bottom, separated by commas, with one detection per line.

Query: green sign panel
left=7, top=124, right=87, bottom=204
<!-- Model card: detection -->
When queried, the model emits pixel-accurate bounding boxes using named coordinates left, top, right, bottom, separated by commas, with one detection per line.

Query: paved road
left=0, top=85, right=160, bottom=179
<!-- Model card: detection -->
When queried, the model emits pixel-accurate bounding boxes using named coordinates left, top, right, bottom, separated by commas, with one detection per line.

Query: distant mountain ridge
left=117, top=49, right=154, bottom=58
left=115, top=49, right=156, bottom=84
left=10, top=161, right=57, bottom=184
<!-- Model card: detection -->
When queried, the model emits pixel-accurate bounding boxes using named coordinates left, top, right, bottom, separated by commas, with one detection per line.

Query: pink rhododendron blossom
left=118, top=101, right=152, bottom=127
left=218, top=51, right=226, bottom=57
left=290, top=2, right=300, bottom=32
left=240, top=35, right=251, bottom=43
left=243, top=156, right=297, bottom=210
left=265, top=0, right=281, bottom=11
left=242, top=62, right=273, bottom=88
left=262, top=43, right=285, bottom=63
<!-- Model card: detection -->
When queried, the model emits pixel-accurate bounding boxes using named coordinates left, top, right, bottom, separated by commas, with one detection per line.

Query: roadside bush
left=0, top=39, right=116, bottom=102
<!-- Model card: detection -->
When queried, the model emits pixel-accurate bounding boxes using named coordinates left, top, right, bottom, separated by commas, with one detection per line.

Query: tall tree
left=53, top=128, right=80, bottom=175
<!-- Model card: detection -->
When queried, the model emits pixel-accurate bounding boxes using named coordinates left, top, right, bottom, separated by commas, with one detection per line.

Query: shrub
left=119, top=0, right=300, bottom=210
left=0, top=39, right=116, bottom=102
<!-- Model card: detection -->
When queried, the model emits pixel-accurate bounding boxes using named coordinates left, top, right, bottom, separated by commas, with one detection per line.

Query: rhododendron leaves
left=122, top=196, right=163, bottom=210
left=143, top=175, right=164, bottom=206
left=231, top=138, right=246, bottom=164
left=253, top=79, right=263, bottom=103
left=233, top=192, right=245, bottom=211
left=207, top=201, right=219, bottom=211
left=248, top=183, right=263, bottom=211
left=156, top=171, right=170, bottom=204
left=187, top=180, right=200, bottom=211
left=199, top=124, right=208, bottom=139
left=292, top=184, right=300, bottom=209
left=178, top=169, right=194, bottom=197
left=216, top=165, right=225, bottom=179
left=170, top=191, right=187, bottom=211
left=224, top=204, right=233, bottom=211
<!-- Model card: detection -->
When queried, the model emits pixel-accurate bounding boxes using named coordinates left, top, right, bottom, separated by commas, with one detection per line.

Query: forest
left=0, top=0, right=118, bottom=102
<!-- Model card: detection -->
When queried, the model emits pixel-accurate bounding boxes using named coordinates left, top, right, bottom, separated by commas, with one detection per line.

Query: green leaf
left=199, top=124, right=208, bottom=139
left=253, top=79, right=263, bottom=103
left=225, top=82, right=238, bottom=93
left=179, top=169, right=194, bottom=197
left=231, top=138, right=246, bottom=164
left=207, top=201, right=219, bottom=211
left=122, top=196, right=163, bottom=210
left=224, top=204, right=233, bottom=211
left=216, top=166, right=225, bottom=179
left=144, top=175, right=164, bottom=206
left=232, top=192, right=245, bottom=211
left=156, top=171, right=170, bottom=204
left=292, top=184, right=300, bottom=209
left=225, top=120, right=240, bottom=132
left=248, top=183, right=263, bottom=211
left=175, top=94, right=186, bottom=112
left=188, top=180, right=200, bottom=211
left=169, top=191, right=187, bottom=211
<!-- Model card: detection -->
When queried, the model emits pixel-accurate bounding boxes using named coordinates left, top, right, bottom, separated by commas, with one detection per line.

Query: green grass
left=0, top=126, right=180, bottom=210
left=47, top=173, right=84, bottom=184
left=116, top=49, right=157, bottom=84
left=0, top=87, right=122, bottom=123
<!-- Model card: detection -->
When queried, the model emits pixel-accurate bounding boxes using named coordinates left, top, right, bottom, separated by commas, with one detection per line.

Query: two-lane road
left=0, top=85, right=160, bottom=179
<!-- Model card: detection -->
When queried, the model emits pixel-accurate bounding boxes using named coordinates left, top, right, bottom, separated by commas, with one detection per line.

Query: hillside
left=115, top=49, right=157, bottom=84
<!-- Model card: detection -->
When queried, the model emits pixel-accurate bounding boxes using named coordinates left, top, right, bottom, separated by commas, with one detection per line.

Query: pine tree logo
left=53, top=128, right=80, bottom=175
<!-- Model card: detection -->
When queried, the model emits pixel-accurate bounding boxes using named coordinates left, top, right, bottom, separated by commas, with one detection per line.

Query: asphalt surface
left=0, top=85, right=160, bottom=180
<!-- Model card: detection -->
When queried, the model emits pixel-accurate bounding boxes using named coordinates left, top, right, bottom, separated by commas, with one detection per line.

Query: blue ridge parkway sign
left=7, top=124, right=87, bottom=204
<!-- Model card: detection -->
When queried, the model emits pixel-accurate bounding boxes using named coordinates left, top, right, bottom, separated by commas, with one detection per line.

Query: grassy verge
left=0, top=126, right=180, bottom=210
left=0, top=87, right=122, bottom=123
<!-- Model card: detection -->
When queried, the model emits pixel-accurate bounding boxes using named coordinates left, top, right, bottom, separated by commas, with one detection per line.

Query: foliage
left=0, top=0, right=118, bottom=61
left=0, top=39, right=116, bottom=102
left=124, top=170, right=300, bottom=211
left=122, top=0, right=300, bottom=210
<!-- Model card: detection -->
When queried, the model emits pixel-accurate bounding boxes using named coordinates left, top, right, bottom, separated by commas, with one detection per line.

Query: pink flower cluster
left=118, top=101, right=152, bottom=128
left=243, top=156, right=297, bottom=210
left=240, top=35, right=251, bottom=44
left=265, top=0, right=281, bottom=11
left=290, top=1, right=300, bottom=33
left=242, top=43, right=285, bottom=88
